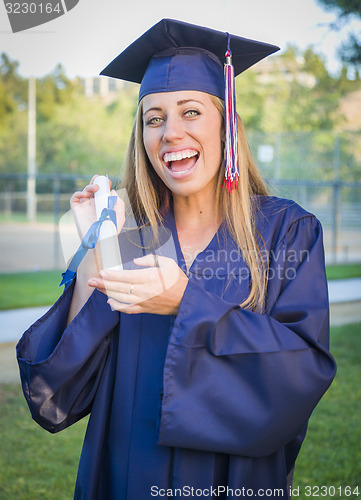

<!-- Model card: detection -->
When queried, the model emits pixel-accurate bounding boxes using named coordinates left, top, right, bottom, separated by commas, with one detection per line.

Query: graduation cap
left=100, top=19, right=280, bottom=192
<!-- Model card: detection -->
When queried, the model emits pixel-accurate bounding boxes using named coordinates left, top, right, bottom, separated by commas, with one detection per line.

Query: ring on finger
left=127, top=283, right=134, bottom=295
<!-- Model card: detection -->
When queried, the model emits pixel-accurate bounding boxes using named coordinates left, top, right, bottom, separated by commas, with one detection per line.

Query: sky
left=0, top=0, right=360, bottom=78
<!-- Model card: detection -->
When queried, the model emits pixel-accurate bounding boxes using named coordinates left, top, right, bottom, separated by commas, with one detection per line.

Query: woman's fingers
left=71, top=174, right=112, bottom=205
left=71, top=185, right=98, bottom=205
left=87, top=255, right=187, bottom=316
left=133, top=254, right=159, bottom=268
left=89, top=276, right=136, bottom=294
left=88, top=277, right=140, bottom=307
left=99, top=268, right=154, bottom=284
left=90, top=175, right=112, bottom=190
left=88, top=265, right=163, bottom=299
left=89, top=174, right=99, bottom=184
left=71, top=176, right=117, bottom=208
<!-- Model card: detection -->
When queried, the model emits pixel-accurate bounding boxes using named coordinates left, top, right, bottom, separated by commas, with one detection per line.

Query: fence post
left=4, top=191, right=12, bottom=216
left=332, top=134, right=341, bottom=264
left=27, top=77, right=37, bottom=221
left=275, top=133, right=282, bottom=180
left=53, top=177, right=60, bottom=269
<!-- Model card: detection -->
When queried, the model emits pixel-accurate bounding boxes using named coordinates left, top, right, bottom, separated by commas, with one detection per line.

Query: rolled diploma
left=93, top=176, right=122, bottom=271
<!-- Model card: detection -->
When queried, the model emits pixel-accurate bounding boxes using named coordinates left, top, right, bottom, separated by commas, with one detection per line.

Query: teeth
left=163, top=149, right=198, bottom=163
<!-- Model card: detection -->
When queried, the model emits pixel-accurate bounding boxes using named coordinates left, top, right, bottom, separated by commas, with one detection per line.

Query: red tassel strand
left=224, top=34, right=239, bottom=193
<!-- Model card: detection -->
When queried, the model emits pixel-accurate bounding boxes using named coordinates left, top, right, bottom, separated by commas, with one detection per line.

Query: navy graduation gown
left=17, top=196, right=336, bottom=500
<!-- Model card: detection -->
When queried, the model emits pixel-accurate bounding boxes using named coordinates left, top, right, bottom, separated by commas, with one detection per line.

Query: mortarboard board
left=100, top=19, right=280, bottom=192
left=100, top=18, right=279, bottom=99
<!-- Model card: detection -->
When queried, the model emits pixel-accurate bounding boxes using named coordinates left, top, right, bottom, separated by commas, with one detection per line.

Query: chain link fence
left=249, top=130, right=361, bottom=264
left=0, top=131, right=360, bottom=267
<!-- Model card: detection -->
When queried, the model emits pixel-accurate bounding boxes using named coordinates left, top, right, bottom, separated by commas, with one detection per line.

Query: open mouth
left=163, top=149, right=199, bottom=174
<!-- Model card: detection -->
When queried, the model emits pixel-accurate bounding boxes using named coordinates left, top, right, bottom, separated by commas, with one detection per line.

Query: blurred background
left=0, top=0, right=360, bottom=273
left=0, top=1, right=360, bottom=498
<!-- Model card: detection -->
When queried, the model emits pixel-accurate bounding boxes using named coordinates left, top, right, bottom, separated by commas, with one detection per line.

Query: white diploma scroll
left=93, top=176, right=122, bottom=271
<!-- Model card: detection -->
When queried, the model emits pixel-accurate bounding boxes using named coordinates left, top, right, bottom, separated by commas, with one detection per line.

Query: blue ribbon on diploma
left=60, top=196, right=118, bottom=288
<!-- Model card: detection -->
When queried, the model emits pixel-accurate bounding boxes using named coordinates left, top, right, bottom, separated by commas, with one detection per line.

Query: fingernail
left=100, top=271, right=108, bottom=278
left=88, top=279, right=97, bottom=286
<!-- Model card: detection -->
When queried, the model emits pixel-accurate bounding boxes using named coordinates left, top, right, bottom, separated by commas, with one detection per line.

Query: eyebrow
left=143, top=99, right=204, bottom=116
left=176, top=99, right=203, bottom=106
left=143, top=106, right=162, bottom=115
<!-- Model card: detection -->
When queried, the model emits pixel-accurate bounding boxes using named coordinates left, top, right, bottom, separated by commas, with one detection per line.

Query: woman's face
left=142, top=90, right=223, bottom=200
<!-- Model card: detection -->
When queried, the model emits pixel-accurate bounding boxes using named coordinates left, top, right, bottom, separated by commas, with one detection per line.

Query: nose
left=162, top=115, right=185, bottom=143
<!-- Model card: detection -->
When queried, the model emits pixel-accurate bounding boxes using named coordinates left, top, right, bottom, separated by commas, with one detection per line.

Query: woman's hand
left=70, top=175, right=125, bottom=240
left=67, top=175, right=125, bottom=294
left=88, top=254, right=189, bottom=315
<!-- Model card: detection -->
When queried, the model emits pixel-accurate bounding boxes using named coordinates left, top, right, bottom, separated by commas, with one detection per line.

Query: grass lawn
left=0, top=213, right=57, bottom=224
left=293, top=322, right=361, bottom=495
left=0, top=323, right=360, bottom=499
left=1, top=263, right=361, bottom=311
left=0, top=271, right=62, bottom=310
left=326, top=263, right=361, bottom=281
left=0, top=383, right=87, bottom=500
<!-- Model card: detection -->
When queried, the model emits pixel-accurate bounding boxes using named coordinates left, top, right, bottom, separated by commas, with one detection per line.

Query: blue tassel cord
left=60, top=196, right=118, bottom=288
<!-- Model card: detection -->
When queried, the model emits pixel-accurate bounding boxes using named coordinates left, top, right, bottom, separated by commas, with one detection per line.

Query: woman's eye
left=145, top=116, right=163, bottom=125
left=184, top=109, right=200, bottom=117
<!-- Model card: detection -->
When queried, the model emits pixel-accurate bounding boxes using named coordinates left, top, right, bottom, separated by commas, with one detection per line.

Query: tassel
left=223, top=33, right=239, bottom=193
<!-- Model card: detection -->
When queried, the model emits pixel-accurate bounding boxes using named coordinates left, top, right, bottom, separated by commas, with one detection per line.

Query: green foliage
left=36, top=64, right=80, bottom=122
left=0, top=110, right=27, bottom=173
left=340, top=33, right=361, bottom=66
left=36, top=85, right=138, bottom=176
left=0, top=47, right=360, bottom=180
left=315, top=0, right=361, bottom=19
left=315, top=0, right=361, bottom=66
left=0, top=53, right=27, bottom=132
left=235, top=70, right=265, bottom=130
left=259, top=45, right=342, bottom=133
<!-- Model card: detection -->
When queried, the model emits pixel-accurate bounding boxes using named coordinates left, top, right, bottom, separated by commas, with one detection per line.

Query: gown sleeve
left=16, top=282, right=119, bottom=433
left=157, top=215, right=337, bottom=457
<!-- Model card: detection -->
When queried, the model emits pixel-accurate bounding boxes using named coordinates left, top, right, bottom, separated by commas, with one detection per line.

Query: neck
left=172, top=193, right=220, bottom=231
left=172, top=192, right=222, bottom=271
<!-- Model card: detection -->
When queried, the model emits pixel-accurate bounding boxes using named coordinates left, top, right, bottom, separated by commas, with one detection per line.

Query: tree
left=0, top=53, right=27, bottom=130
left=36, top=85, right=138, bottom=177
left=235, top=70, right=265, bottom=130
left=257, top=45, right=342, bottom=133
left=316, top=0, right=361, bottom=66
left=36, top=64, right=81, bottom=121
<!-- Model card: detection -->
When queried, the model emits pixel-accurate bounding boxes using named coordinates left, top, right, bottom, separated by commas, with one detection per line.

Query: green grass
left=0, top=213, right=56, bottom=224
left=0, top=384, right=87, bottom=500
left=0, top=271, right=62, bottom=310
left=326, top=263, right=361, bottom=280
left=293, top=322, right=361, bottom=496
left=0, top=323, right=360, bottom=499
left=1, top=263, right=361, bottom=311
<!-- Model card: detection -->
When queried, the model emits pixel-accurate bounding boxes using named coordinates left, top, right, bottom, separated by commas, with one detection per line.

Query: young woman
left=17, top=19, right=336, bottom=500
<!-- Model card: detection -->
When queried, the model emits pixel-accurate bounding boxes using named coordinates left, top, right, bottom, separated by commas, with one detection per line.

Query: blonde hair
left=121, top=95, right=269, bottom=311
